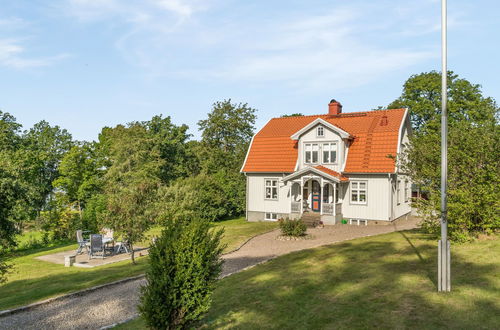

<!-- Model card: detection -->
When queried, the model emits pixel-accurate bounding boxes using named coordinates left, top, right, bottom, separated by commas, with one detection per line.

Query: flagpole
left=438, top=0, right=451, bottom=292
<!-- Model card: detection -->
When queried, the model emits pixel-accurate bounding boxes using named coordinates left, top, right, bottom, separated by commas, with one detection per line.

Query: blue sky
left=0, top=0, right=498, bottom=141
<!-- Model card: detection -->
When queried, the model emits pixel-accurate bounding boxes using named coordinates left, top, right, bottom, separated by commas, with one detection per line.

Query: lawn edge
left=224, top=227, right=279, bottom=254
left=0, top=274, right=146, bottom=317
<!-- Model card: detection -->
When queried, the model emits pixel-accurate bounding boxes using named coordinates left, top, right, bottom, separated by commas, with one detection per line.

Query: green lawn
left=0, top=217, right=277, bottom=311
left=119, top=230, right=499, bottom=329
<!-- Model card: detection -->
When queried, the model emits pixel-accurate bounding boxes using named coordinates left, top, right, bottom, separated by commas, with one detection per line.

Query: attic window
left=317, top=126, right=324, bottom=137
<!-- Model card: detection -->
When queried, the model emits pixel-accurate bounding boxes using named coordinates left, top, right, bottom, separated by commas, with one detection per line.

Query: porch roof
left=282, top=165, right=349, bottom=183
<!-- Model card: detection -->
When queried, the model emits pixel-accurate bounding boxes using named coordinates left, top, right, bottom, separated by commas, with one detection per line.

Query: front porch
left=284, top=166, right=347, bottom=224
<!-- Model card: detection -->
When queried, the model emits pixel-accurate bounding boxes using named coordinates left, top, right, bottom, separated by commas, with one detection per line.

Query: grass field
left=119, top=230, right=499, bottom=329
left=0, top=217, right=277, bottom=311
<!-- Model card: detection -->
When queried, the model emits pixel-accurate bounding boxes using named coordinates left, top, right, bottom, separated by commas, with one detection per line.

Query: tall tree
left=20, top=121, right=73, bottom=219
left=195, top=100, right=257, bottom=220
left=198, top=99, right=256, bottom=173
left=0, top=111, right=23, bottom=282
left=101, top=124, right=164, bottom=262
left=52, top=142, right=103, bottom=215
left=143, top=115, right=192, bottom=184
left=389, top=71, right=497, bottom=132
left=390, top=71, right=499, bottom=241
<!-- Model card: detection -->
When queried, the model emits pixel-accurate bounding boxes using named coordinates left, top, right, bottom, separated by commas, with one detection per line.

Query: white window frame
left=316, top=126, right=324, bottom=137
left=265, top=212, right=278, bottom=221
left=304, top=143, right=319, bottom=164
left=264, top=178, right=279, bottom=200
left=350, top=181, right=367, bottom=205
left=322, top=142, right=338, bottom=164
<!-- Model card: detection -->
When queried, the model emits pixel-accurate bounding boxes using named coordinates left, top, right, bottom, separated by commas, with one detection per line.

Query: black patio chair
left=89, top=234, right=106, bottom=259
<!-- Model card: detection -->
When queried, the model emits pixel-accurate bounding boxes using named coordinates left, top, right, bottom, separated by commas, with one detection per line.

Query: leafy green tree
left=101, top=124, right=164, bottom=262
left=198, top=99, right=256, bottom=173
left=0, top=154, right=22, bottom=282
left=143, top=115, right=192, bottom=184
left=0, top=111, right=22, bottom=151
left=390, top=71, right=500, bottom=241
left=19, top=121, right=73, bottom=220
left=157, top=172, right=245, bottom=223
left=0, top=111, right=24, bottom=281
left=389, top=71, right=497, bottom=132
left=139, top=218, right=224, bottom=329
left=194, top=100, right=256, bottom=221
left=52, top=142, right=103, bottom=216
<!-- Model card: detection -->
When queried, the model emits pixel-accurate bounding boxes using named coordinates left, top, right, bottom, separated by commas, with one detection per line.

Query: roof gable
left=290, top=118, right=350, bottom=140
left=283, top=165, right=348, bottom=183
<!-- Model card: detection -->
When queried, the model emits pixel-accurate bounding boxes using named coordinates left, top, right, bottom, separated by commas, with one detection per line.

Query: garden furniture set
left=75, top=229, right=130, bottom=259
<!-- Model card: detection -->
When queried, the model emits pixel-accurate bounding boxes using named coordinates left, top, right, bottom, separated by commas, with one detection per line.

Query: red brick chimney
left=328, top=99, right=342, bottom=115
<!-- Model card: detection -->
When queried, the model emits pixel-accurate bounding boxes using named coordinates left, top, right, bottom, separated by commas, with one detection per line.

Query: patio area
left=36, top=247, right=149, bottom=268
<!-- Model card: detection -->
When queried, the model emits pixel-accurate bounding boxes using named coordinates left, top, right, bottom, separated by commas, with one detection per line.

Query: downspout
left=388, top=173, right=393, bottom=221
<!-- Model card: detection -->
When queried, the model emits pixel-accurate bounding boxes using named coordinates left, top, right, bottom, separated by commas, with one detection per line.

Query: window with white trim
left=265, top=212, right=278, bottom=221
left=397, top=180, right=401, bottom=204
left=322, top=142, right=337, bottom=164
left=304, top=143, right=319, bottom=164
left=317, top=126, right=324, bottom=137
left=265, top=179, right=278, bottom=200
left=351, top=181, right=367, bottom=204
left=404, top=180, right=409, bottom=202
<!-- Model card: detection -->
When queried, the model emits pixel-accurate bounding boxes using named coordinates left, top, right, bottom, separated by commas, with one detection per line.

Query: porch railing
left=322, top=203, right=334, bottom=215
left=335, top=202, right=342, bottom=215
left=291, top=201, right=301, bottom=213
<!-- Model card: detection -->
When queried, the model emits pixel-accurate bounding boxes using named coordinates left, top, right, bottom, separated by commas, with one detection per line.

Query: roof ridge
left=270, top=108, right=405, bottom=120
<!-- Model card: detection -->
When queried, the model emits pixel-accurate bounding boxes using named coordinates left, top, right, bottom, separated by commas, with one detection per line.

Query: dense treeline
left=0, top=99, right=255, bottom=266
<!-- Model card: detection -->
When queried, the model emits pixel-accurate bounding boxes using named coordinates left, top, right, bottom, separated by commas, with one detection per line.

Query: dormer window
left=322, top=142, right=337, bottom=164
left=317, top=126, right=324, bottom=137
left=304, top=143, right=319, bottom=164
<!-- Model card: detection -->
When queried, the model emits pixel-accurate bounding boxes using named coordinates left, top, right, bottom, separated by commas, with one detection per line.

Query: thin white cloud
left=60, top=0, right=451, bottom=91
left=0, top=39, right=69, bottom=69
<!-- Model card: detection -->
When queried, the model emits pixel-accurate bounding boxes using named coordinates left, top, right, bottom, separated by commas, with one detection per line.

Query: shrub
left=279, top=218, right=307, bottom=237
left=139, top=218, right=225, bottom=329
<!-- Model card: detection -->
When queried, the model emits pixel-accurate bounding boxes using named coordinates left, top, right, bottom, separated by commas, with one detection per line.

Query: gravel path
left=0, top=217, right=419, bottom=330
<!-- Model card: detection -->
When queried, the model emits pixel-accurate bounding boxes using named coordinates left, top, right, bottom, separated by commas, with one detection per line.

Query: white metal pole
left=439, top=0, right=451, bottom=292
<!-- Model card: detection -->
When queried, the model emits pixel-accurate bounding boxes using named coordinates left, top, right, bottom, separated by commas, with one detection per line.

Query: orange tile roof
left=314, top=165, right=349, bottom=181
left=242, top=108, right=406, bottom=173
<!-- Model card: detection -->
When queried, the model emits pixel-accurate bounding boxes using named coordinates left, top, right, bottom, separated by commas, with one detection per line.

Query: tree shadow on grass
left=203, top=229, right=499, bottom=330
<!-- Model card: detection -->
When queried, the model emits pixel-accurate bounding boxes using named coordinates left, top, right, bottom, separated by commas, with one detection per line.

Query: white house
left=241, top=100, right=412, bottom=225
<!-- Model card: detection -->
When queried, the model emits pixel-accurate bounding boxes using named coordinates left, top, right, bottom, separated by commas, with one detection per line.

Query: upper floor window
left=304, top=143, right=319, bottom=164
left=317, top=126, right=324, bottom=137
left=322, top=142, right=337, bottom=164
left=265, top=179, right=278, bottom=200
left=351, top=181, right=367, bottom=204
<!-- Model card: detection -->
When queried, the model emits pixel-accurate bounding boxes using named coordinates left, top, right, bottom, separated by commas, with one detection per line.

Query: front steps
left=301, top=212, right=321, bottom=227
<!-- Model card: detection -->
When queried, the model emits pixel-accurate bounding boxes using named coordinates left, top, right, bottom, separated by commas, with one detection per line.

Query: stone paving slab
left=0, top=217, right=420, bottom=330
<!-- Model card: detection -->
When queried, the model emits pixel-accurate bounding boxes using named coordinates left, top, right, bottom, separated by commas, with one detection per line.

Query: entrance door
left=311, top=181, right=321, bottom=212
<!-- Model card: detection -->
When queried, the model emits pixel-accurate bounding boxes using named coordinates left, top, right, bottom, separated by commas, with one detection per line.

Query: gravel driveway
left=0, top=217, right=419, bottom=330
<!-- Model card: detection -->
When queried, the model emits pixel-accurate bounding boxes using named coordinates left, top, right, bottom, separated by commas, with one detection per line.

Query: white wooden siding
left=247, top=173, right=291, bottom=214
left=341, top=174, right=391, bottom=221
